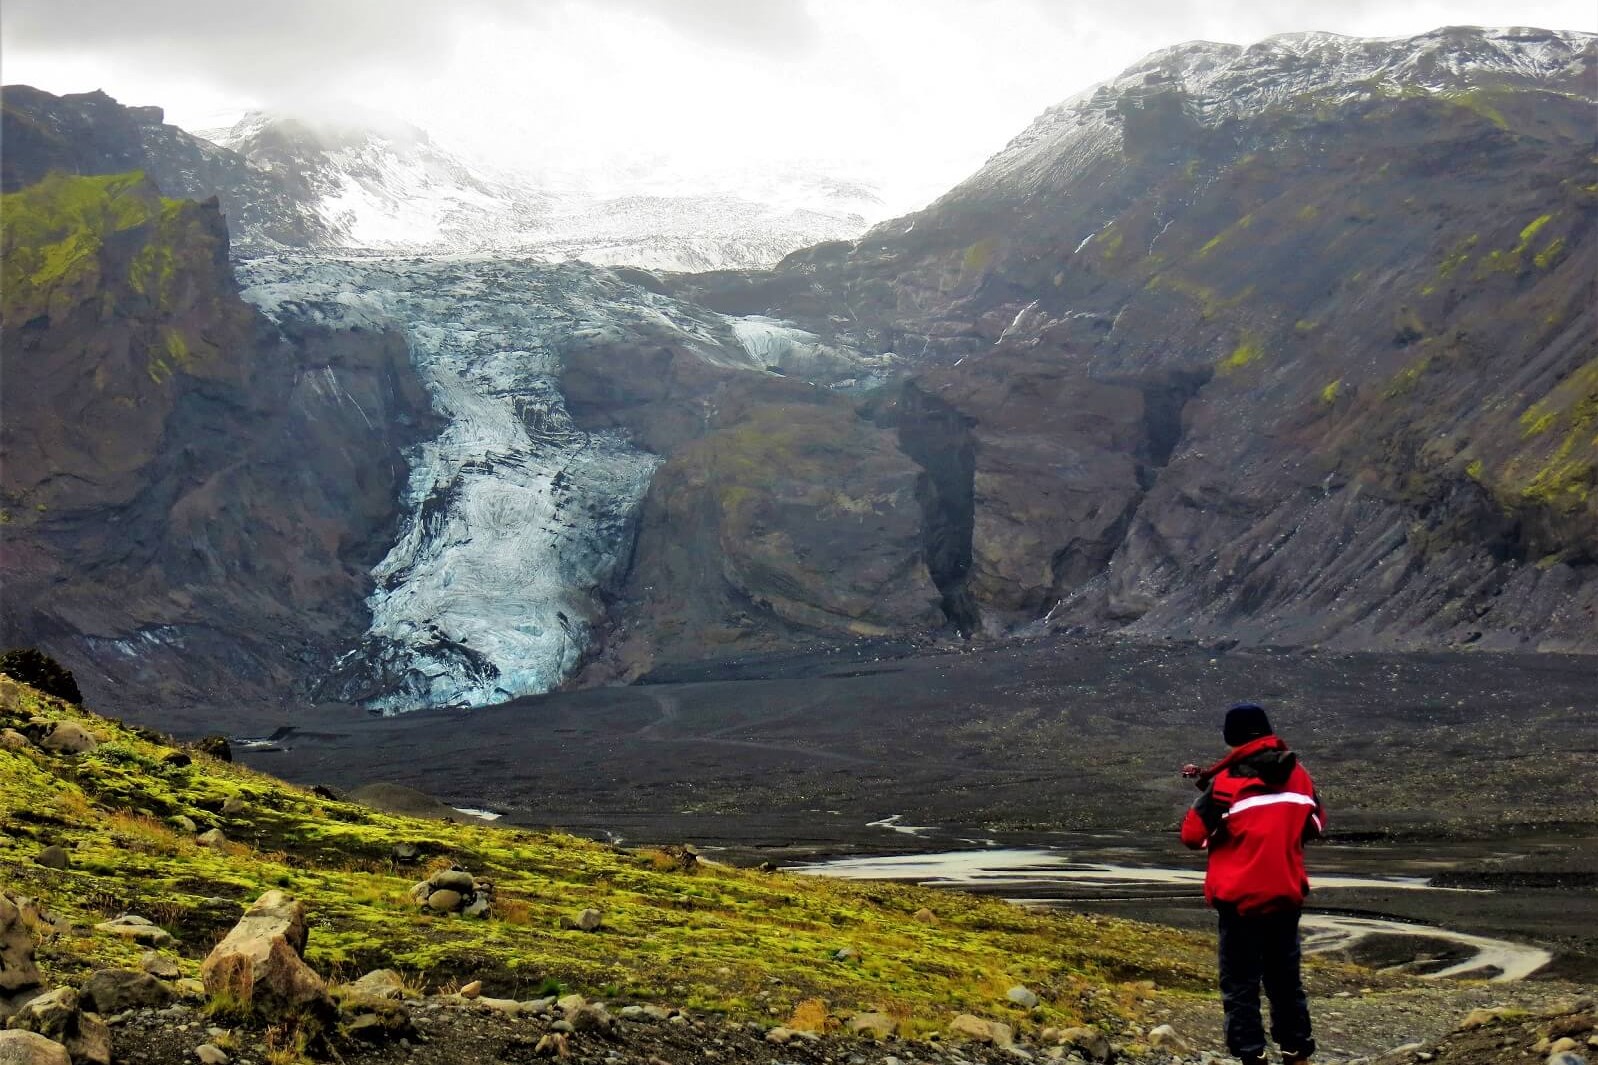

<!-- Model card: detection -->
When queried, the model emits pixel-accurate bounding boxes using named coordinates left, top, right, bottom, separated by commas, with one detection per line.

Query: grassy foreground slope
left=0, top=675, right=1212, bottom=1032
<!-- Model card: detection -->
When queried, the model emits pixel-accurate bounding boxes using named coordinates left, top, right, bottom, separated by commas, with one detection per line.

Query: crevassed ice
left=236, top=254, right=745, bottom=712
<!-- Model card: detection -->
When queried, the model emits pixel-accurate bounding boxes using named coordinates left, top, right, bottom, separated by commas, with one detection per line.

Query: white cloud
left=3, top=0, right=1592, bottom=214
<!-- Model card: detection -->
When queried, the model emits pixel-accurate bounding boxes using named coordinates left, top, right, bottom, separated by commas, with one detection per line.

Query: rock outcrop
left=670, top=27, right=1598, bottom=653
left=200, top=891, right=328, bottom=1018
left=0, top=169, right=432, bottom=728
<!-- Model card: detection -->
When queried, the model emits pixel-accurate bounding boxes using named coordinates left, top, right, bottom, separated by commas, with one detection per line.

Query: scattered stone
left=766, top=1027, right=796, bottom=1045
left=82, top=968, right=174, bottom=1013
left=850, top=1013, right=897, bottom=1039
left=391, top=843, right=420, bottom=863
left=170, top=816, right=198, bottom=834
left=535, top=1033, right=571, bottom=1058
left=195, top=1045, right=230, bottom=1064
left=913, top=908, right=938, bottom=926
left=643, top=1005, right=673, bottom=1022
left=39, top=722, right=97, bottom=755
left=195, top=829, right=226, bottom=848
left=478, top=997, right=522, bottom=1015
left=0, top=1031, right=71, bottom=1065
left=410, top=867, right=491, bottom=917
left=0, top=729, right=30, bottom=751
left=93, top=915, right=173, bottom=947
left=347, top=970, right=407, bottom=1001
left=220, top=797, right=246, bottom=817
left=950, top=1015, right=1013, bottom=1047
left=139, top=952, right=182, bottom=981
left=200, top=890, right=329, bottom=1018
left=1148, top=1025, right=1190, bottom=1053
left=1462, top=1007, right=1528, bottom=1031
left=1550, top=1040, right=1582, bottom=1055
left=1547, top=1055, right=1586, bottom=1065
left=834, top=947, right=860, bottom=962
left=6, top=987, right=112, bottom=1065
left=1007, top=986, right=1039, bottom=1009
left=1057, top=1027, right=1112, bottom=1063
left=574, top=908, right=603, bottom=932
left=459, top=981, right=482, bottom=1000
left=174, top=980, right=205, bottom=999
left=568, top=1004, right=614, bottom=1032
left=557, top=994, right=588, bottom=1015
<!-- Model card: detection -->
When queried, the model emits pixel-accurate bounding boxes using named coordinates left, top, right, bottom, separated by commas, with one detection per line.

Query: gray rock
left=82, top=968, right=174, bottom=1013
left=1147, top=1025, right=1190, bottom=1053
left=347, top=969, right=408, bottom=1001
left=220, top=797, right=247, bottom=817
left=196, top=829, right=226, bottom=848
left=462, top=897, right=491, bottom=919
left=140, top=952, right=182, bottom=980
left=850, top=1013, right=897, bottom=1039
left=430, top=870, right=476, bottom=894
left=1007, top=986, right=1039, bottom=1009
left=6, top=987, right=112, bottom=1065
left=574, top=908, right=603, bottom=932
left=170, top=816, right=198, bottom=834
left=0, top=729, right=31, bottom=751
left=834, top=947, right=860, bottom=962
left=31, top=847, right=69, bottom=871
left=195, top=1045, right=230, bottom=1064
left=94, top=915, right=173, bottom=947
left=1547, top=1055, right=1586, bottom=1065
left=1057, top=1027, right=1111, bottom=1063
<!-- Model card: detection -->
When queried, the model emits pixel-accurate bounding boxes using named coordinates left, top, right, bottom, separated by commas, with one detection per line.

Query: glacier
left=236, top=254, right=776, bottom=712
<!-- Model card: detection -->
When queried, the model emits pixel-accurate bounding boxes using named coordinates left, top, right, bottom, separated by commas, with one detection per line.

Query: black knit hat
left=1223, top=702, right=1273, bottom=746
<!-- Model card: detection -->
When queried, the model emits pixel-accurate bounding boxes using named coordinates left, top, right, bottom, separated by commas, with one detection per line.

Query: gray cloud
left=0, top=0, right=818, bottom=97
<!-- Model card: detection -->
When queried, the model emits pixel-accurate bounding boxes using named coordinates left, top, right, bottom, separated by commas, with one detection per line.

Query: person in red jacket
left=1181, top=703, right=1324, bottom=1065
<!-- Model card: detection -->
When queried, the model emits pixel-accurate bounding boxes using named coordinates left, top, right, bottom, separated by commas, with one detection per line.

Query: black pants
left=1217, top=903, right=1314, bottom=1060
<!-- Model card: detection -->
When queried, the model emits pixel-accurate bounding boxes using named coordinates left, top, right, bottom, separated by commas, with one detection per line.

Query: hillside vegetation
left=0, top=675, right=1212, bottom=1035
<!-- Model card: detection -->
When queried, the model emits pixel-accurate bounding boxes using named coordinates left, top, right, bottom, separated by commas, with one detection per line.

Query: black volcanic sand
left=223, top=636, right=1598, bottom=976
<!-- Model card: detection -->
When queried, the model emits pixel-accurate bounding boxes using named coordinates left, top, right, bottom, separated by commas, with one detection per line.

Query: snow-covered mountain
left=931, top=26, right=1592, bottom=206
left=202, top=112, right=883, bottom=269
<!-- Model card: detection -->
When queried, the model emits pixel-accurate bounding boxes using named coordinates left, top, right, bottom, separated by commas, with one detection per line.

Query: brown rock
left=849, top=1013, right=897, bottom=1039
left=200, top=891, right=327, bottom=1018
left=912, top=908, right=938, bottom=925
left=425, top=890, right=463, bottom=913
left=0, top=729, right=30, bottom=751
left=0, top=1031, right=72, bottom=1065
left=949, top=1014, right=1013, bottom=1047
left=38, top=723, right=97, bottom=756
left=0, top=894, right=43, bottom=996
left=346, top=970, right=407, bottom=1001
left=93, top=916, right=172, bottom=947
left=574, top=908, right=602, bottom=932
left=1058, top=1026, right=1112, bottom=1062
left=458, top=981, right=482, bottom=1000
left=534, top=1033, right=570, bottom=1058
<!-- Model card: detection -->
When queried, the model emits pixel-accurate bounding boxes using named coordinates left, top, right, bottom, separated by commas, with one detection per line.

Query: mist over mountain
left=1, top=25, right=1593, bottom=724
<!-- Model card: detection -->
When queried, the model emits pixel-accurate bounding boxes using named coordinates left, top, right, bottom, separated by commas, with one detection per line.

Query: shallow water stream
left=796, top=848, right=1552, bottom=982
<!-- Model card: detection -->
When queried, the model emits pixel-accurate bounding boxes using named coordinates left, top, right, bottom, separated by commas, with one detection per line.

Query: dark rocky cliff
left=665, top=31, right=1598, bottom=653
left=0, top=171, right=432, bottom=725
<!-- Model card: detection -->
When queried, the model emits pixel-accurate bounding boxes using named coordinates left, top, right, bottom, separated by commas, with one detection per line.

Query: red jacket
left=1180, top=735, right=1324, bottom=914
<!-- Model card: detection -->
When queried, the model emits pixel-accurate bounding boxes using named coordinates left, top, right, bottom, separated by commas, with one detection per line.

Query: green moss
left=1533, top=238, right=1566, bottom=270
left=0, top=671, right=1217, bottom=1024
left=1098, top=225, right=1124, bottom=261
left=1516, top=214, right=1552, bottom=247
left=1219, top=335, right=1265, bottom=372
left=1465, top=459, right=1485, bottom=481
left=1436, top=235, right=1479, bottom=280
left=1320, top=379, right=1342, bottom=404
left=1520, top=406, right=1557, bottom=437
left=961, top=239, right=997, bottom=274
left=1442, top=88, right=1510, bottom=130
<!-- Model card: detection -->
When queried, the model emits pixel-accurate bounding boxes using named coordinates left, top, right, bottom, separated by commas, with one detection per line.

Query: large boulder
left=200, top=891, right=328, bottom=1018
left=4, top=987, right=111, bottom=1065
left=80, top=969, right=173, bottom=1014
left=949, top=1014, right=1013, bottom=1047
left=0, top=894, right=43, bottom=1021
left=0, top=1030, right=72, bottom=1065
left=38, top=724, right=97, bottom=756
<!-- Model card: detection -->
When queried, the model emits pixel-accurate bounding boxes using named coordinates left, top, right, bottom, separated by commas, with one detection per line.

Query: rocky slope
left=0, top=171, right=431, bottom=719
left=669, top=26, right=1598, bottom=654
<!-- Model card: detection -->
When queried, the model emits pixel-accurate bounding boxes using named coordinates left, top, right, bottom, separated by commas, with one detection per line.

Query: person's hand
left=1180, top=763, right=1202, bottom=779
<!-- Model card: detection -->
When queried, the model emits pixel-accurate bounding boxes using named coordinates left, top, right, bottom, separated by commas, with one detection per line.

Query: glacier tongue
left=236, top=254, right=749, bottom=712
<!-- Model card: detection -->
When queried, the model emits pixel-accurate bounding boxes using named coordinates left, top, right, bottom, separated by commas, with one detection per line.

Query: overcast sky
left=4, top=1, right=1594, bottom=211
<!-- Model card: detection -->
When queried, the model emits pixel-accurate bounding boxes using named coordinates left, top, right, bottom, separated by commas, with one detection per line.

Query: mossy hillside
left=0, top=675, right=1213, bottom=1031
left=0, top=170, right=229, bottom=381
